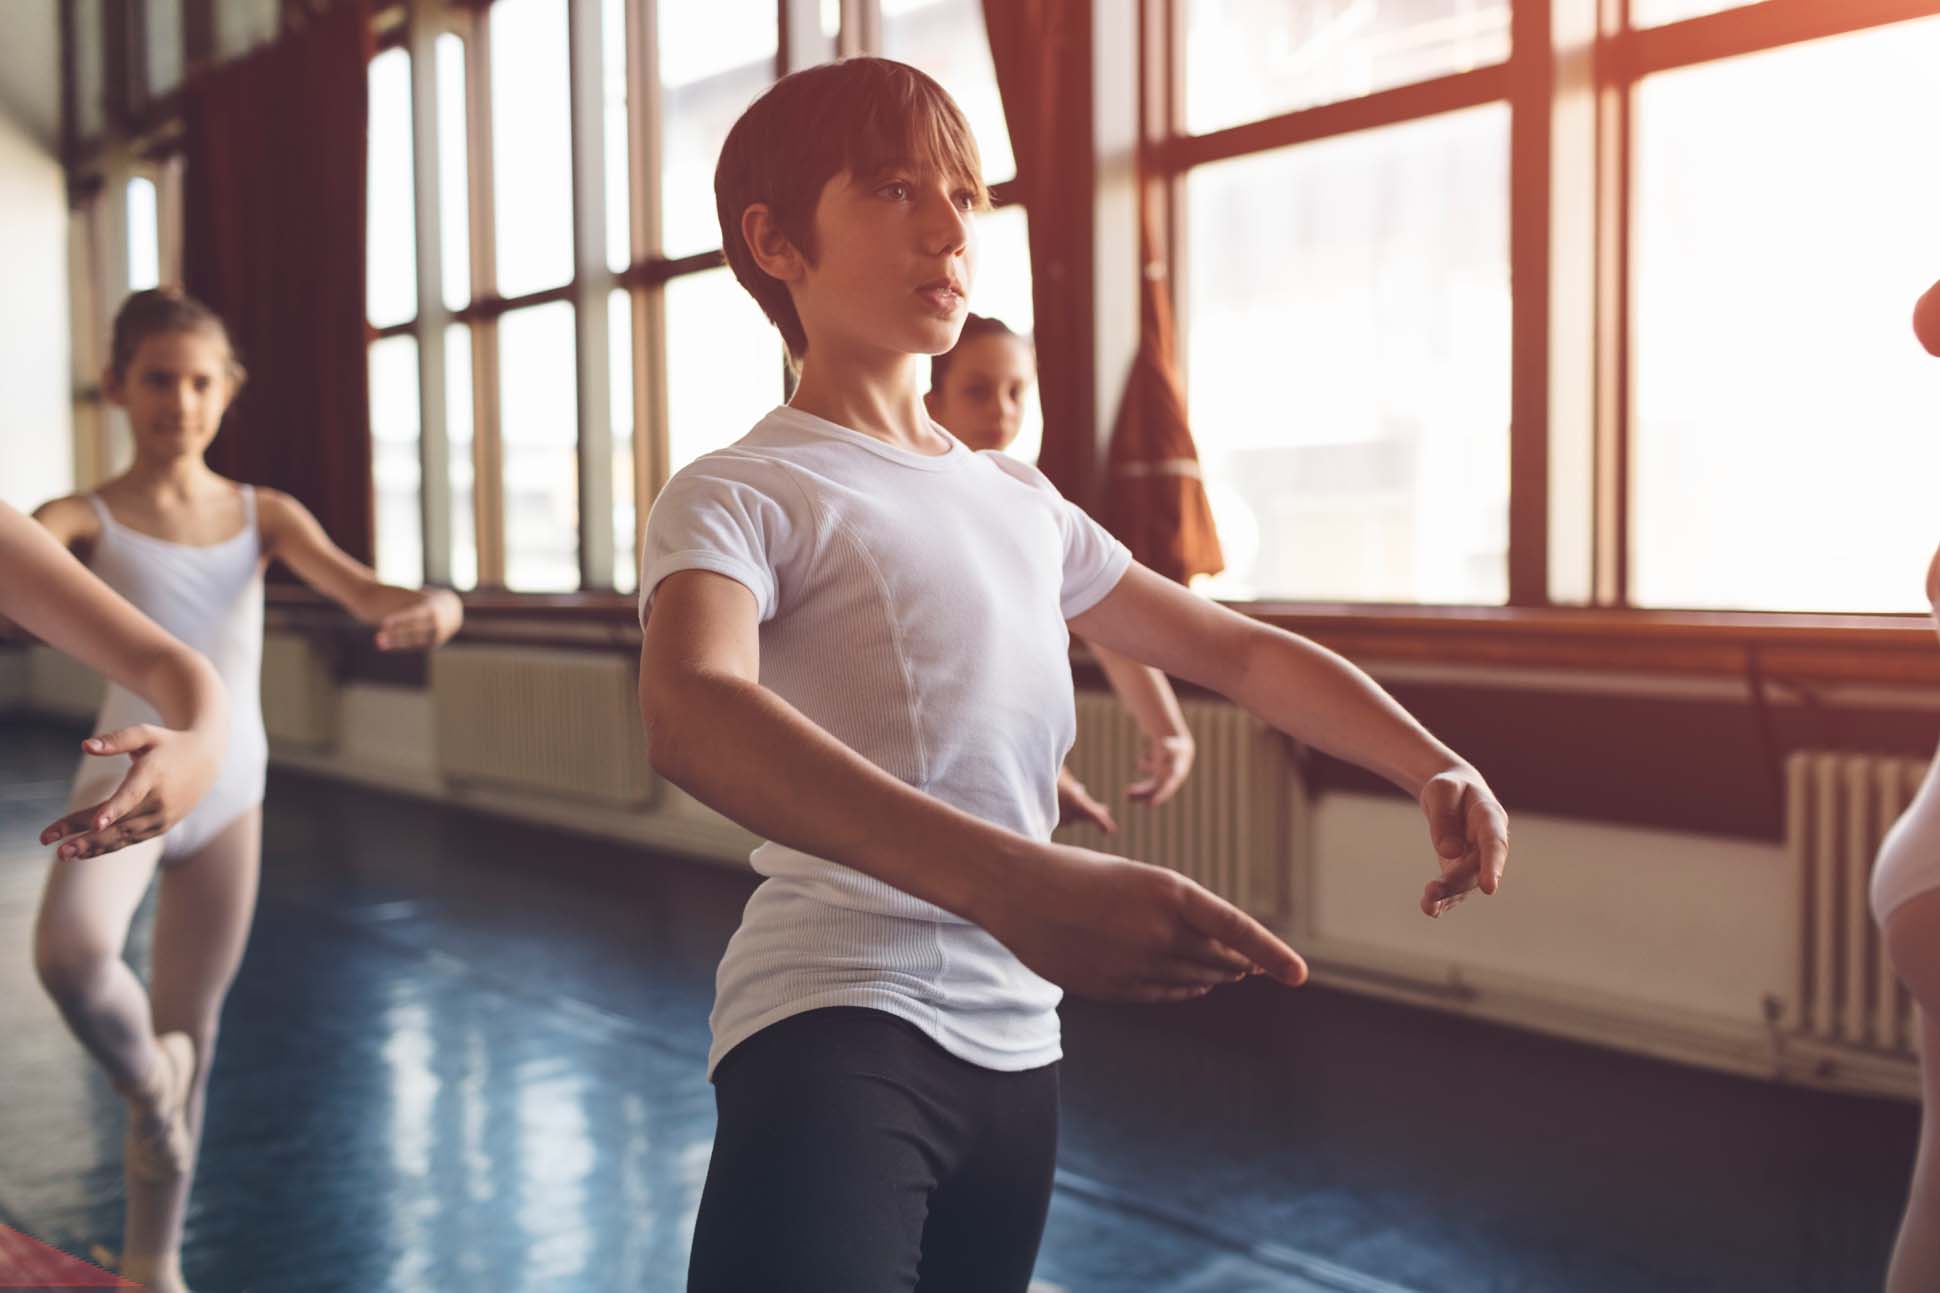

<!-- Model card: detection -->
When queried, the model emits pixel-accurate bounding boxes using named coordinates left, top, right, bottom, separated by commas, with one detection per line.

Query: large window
left=359, top=0, right=1031, bottom=594
left=1159, top=0, right=1940, bottom=612
left=1185, top=108, right=1510, bottom=604
left=1628, top=17, right=1940, bottom=612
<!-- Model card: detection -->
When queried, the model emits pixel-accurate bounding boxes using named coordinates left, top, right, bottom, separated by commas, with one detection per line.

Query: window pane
left=657, top=0, right=776, bottom=258
left=1631, top=19, right=1940, bottom=612
left=1631, top=0, right=1762, bottom=27
left=437, top=34, right=472, bottom=311
left=127, top=178, right=160, bottom=292
left=370, top=337, right=424, bottom=589
left=953, top=203, right=1040, bottom=463
left=445, top=324, right=478, bottom=591
left=491, top=0, right=574, bottom=297
left=147, top=0, right=184, bottom=98
left=367, top=48, right=418, bottom=329
left=610, top=289, right=636, bottom=592
left=605, top=0, right=631, bottom=274
left=881, top=0, right=1015, bottom=183
left=1184, top=105, right=1511, bottom=604
left=1184, top=0, right=1510, bottom=135
left=665, top=267, right=783, bottom=477
left=498, top=303, right=579, bottom=591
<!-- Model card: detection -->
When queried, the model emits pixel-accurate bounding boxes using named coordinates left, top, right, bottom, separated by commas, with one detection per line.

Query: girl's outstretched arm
left=1085, top=640, right=1195, bottom=806
left=2, top=501, right=229, bottom=858
left=257, top=489, right=463, bottom=650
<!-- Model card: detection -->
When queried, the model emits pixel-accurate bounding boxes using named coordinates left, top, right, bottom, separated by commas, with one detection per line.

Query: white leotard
left=1872, top=747, right=1940, bottom=924
left=70, top=488, right=268, bottom=861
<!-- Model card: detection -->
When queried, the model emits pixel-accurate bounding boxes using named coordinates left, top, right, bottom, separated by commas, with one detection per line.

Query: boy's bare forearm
left=644, top=670, right=1025, bottom=919
left=1220, top=620, right=1466, bottom=796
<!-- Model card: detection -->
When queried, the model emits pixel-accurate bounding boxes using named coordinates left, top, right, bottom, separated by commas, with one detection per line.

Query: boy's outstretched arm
left=1069, top=564, right=1510, bottom=916
left=1084, top=640, right=1195, bottom=805
left=641, top=569, right=1309, bottom=1001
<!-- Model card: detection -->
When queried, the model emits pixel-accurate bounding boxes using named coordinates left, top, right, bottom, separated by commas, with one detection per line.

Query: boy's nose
left=919, top=193, right=970, bottom=257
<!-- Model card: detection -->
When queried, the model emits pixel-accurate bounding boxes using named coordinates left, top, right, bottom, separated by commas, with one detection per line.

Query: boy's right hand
left=978, top=843, right=1308, bottom=1003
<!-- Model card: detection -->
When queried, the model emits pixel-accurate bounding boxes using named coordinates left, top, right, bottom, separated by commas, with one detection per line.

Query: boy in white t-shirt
left=640, top=57, right=1511, bottom=1293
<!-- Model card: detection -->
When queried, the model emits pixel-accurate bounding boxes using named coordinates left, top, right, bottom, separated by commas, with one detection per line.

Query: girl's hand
left=375, top=589, right=463, bottom=651
left=1057, top=765, right=1117, bottom=834
left=1127, top=734, right=1195, bottom=806
left=40, top=723, right=224, bottom=860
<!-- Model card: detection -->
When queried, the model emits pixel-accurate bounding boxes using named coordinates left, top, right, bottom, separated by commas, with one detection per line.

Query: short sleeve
left=638, top=458, right=801, bottom=626
left=979, top=451, right=1132, bottom=618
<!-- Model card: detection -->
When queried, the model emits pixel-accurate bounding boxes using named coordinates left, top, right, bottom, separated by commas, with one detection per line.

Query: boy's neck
left=788, top=346, right=950, bottom=456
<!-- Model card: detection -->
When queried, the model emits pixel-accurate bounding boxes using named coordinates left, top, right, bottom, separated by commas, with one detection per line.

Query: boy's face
left=793, top=164, right=979, bottom=361
left=105, top=329, right=236, bottom=462
left=927, top=334, right=1036, bottom=452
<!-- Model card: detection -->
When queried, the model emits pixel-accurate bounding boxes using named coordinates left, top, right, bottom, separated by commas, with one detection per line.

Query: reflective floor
left=0, top=718, right=1917, bottom=1291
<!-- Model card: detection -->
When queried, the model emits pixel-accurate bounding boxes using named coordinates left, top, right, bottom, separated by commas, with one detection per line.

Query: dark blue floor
left=0, top=717, right=1918, bottom=1291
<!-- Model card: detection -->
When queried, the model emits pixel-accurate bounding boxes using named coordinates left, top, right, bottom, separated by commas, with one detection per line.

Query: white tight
left=1884, top=888, right=1940, bottom=1293
left=32, top=802, right=261, bottom=1289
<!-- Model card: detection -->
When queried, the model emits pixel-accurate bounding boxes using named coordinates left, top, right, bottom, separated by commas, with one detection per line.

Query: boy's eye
left=193, top=377, right=211, bottom=392
left=953, top=190, right=977, bottom=211
left=879, top=181, right=911, bottom=201
left=966, top=384, right=991, bottom=401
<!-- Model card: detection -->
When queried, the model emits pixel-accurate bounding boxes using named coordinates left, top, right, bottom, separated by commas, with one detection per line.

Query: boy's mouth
left=915, top=278, right=965, bottom=313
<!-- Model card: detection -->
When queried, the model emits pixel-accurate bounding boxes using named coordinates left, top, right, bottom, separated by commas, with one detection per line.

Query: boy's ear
left=741, top=203, right=806, bottom=285
left=100, top=366, right=126, bottom=406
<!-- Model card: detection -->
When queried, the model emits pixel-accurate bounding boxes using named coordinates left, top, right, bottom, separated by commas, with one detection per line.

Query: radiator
left=261, top=631, right=337, bottom=749
left=1054, top=692, right=1301, bottom=922
left=1785, top=751, right=1926, bottom=1061
left=431, top=646, right=657, bottom=808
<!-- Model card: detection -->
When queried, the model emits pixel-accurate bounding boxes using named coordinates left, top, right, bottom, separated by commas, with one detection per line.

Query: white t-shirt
left=640, top=405, right=1132, bottom=1076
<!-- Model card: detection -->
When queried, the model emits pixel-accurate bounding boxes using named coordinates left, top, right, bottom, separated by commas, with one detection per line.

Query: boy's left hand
left=1417, top=766, right=1510, bottom=918
left=376, top=589, right=463, bottom=651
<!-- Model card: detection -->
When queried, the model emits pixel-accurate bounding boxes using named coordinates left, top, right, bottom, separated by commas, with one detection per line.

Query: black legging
left=687, top=1006, right=1060, bottom=1293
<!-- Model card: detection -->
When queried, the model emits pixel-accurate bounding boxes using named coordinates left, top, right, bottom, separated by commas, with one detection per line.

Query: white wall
left=0, top=1, right=72, bottom=512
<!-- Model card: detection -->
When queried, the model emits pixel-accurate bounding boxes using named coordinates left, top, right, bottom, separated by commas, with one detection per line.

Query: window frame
left=1144, top=0, right=1940, bottom=619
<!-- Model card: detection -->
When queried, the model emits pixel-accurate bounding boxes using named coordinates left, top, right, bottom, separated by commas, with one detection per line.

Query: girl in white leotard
left=29, top=289, right=464, bottom=1293
left=1877, top=274, right=1940, bottom=1293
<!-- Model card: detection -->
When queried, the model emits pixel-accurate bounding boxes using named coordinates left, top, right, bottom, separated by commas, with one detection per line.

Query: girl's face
left=926, top=333, right=1035, bottom=452
left=105, top=328, right=237, bottom=463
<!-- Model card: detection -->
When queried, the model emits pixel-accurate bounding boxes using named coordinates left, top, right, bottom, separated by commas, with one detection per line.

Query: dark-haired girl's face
left=106, top=330, right=236, bottom=463
left=927, top=333, right=1035, bottom=452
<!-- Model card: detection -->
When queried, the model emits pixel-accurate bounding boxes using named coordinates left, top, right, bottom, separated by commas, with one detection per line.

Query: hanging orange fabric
left=1102, top=209, right=1225, bottom=585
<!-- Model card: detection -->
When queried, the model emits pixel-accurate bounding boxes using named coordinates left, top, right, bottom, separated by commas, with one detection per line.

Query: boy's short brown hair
left=714, top=57, right=990, bottom=358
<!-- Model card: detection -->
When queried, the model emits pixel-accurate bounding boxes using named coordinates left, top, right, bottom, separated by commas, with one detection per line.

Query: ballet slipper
left=122, top=1031, right=196, bottom=1183
left=119, top=1251, right=192, bottom=1292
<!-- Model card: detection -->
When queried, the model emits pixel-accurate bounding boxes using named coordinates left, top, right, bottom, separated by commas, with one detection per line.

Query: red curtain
left=1101, top=206, right=1225, bottom=583
left=981, top=0, right=1094, bottom=505
left=182, top=0, right=374, bottom=564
